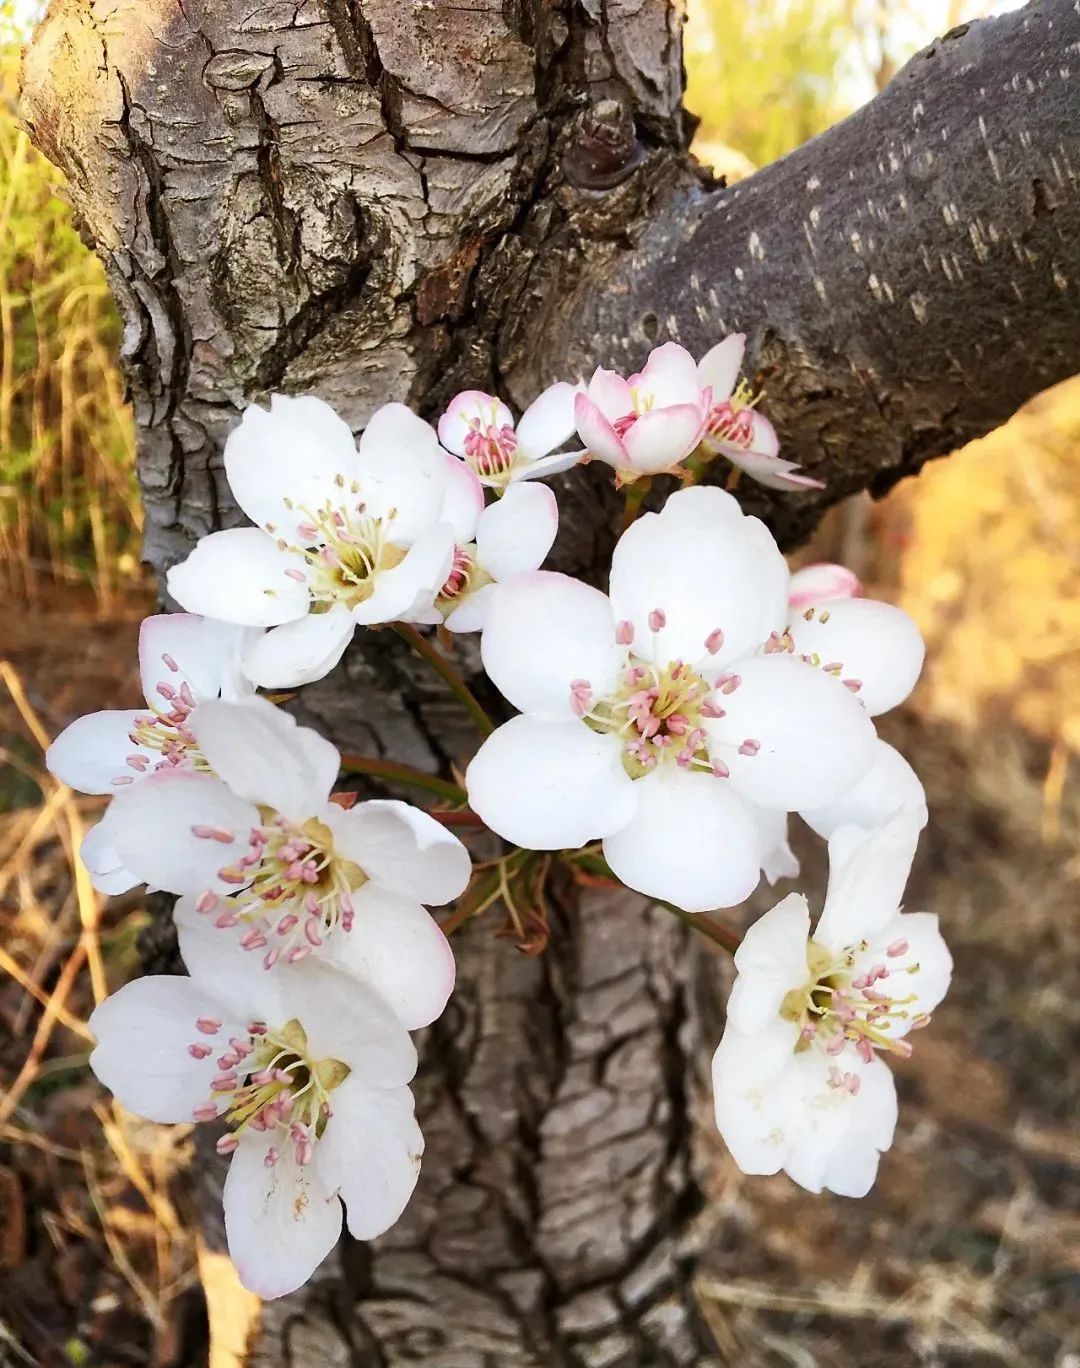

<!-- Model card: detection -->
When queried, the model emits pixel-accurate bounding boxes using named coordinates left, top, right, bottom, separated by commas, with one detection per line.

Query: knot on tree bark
left=562, top=99, right=646, bottom=192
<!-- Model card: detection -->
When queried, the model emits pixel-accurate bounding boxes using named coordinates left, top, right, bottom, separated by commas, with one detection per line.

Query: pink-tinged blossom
left=697, top=334, right=824, bottom=491
left=89, top=920, right=423, bottom=1299
left=711, top=809, right=951, bottom=1197
left=413, top=475, right=560, bottom=634
left=466, top=486, right=879, bottom=913
left=99, top=696, right=468, bottom=1030
left=45, top=615, right=257, bottom=896
left=167, top=397, right=463, bottom=689
left=438, top=384, right=584, bottom=490
left=573, top=342, right=710, bottom=480
left=788, top=562, right=862, bottom=611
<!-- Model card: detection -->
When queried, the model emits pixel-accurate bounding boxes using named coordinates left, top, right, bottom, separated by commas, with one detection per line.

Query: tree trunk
left=19, top=0, right=1080, bottom=1361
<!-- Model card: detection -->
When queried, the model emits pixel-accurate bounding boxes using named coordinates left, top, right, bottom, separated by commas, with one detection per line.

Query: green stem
left=393, top=623, right=494, bottom=738
left=338, top=754, right=468, bottom=805
left=619, top=476, right=652, bottom=530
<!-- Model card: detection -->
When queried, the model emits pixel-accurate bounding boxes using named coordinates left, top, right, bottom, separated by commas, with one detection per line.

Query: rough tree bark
left=19, top=0, right=1080, bottom=1363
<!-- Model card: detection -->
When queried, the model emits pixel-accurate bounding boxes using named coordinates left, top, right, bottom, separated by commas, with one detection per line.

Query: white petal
left=787, top=598, right=925, bottom=716
left=437, top=390, right=514, bottom=458
left=586, top=367, right=633, bottom=422
left=723, top=448, right=825, bottom=492
left=751, top=804, right=800, bottom=885
left=800, top=739, right=927, bottom=840
left=224, top=395, right=357, bottom=542
left=816, top=808, right=922, bottom=950
left=609, top=492, right=789, bottom=671
left=510, top=448, right=586, bottom=483
left=475, top=482, right=558, bottom=581
left=711, top=1019, right=803, bottom=1176
left=602, top=766, right=762, bottom=913
left=107, top=770, right=260, bottom=896
left=240, top=605, right=354, bottom=689
left=516, top=381, right=579, bottom=459
left=316, top=1079, right=422, bottom=1241
left=325, top=799, right=471, bottom=905
left=167, top=529, right=311, bottom=628
left=621, top=405, right=705, bottom=474
left=858, top=910, right=952, bottom=1036
left=438, top=451, right=485, bottom=543
left=326, top=885, right=455, bottom=1030
left=467, top=715, right=635, bottom=850
left=354, top=403, right=448, bottom=543
left=89, top=976, right=241, bottom=1123
left=706, top=656, right=876, bottom=811
left=788, top=563, right=862, bottom=610
left=638, top=342, right=703, bottom=407
left=480, top=571, right=621, bottom=718
left=574, top=392, right=627, bottom=467
left=138, top=614, right=256, bottom=707
left=191, top=696, right=341, bottom=821
left=781, top=1050, right=897, bottom=1197
left=727, top=892, right=811, bottom=1033
left=224, top=1131, right=342, bottom=1300
left=281, top=958, right=417, bottom=1087
left=442, top=583, right=496, bottom=634
left=81, top=817, right=139, bottom=895
left=174, top=898, right=287, bottom=1027
left=46, top=709, right=153, bottom=795
left=352, top=525, right=455, bottom=627
left=697, top=334, right=745, bottom=402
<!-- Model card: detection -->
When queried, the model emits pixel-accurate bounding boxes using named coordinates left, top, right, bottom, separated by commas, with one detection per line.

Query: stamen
left=704, top=628, right=725, bottom=655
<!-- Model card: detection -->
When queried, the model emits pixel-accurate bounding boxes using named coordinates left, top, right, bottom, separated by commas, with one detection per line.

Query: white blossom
left=438, top=384, right=583, bottom=490
left=712, top=810, right=952, bottom=1196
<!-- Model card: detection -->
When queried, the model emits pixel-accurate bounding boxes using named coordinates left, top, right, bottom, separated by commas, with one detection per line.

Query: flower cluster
left=48, top=337, right=950, bottom=1299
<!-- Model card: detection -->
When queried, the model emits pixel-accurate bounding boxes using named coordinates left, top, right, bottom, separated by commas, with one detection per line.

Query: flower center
left=194, top=814, right=367, bottom=969
left=273, top=487, right=407, bottom=611
left=462, top=414, right=518, bottom=480
left=780, top=936, right=927, bottom=1077
left=611, top=382, right=657, bottom=439
left=113, top=652, right=211, bottom=788
left=190, top=1015, right=349, bottom=1167
left=706, top=379, right=761, bottom=449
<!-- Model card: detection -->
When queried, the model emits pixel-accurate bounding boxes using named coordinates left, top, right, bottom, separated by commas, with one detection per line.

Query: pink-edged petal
left=621, top=404, right=706, bottom=474
left=88, top=976, right=242, bottom=1123
left=191, top=696, right=340, bottom=821
left=325, top=799, right=470, bottom=906
left=726, top=892, right=812, bottom=1033
left=467, top=715, right=635, bottom=850
left=315, top=1079, right=422, bottom=1241
left=354, top=403, right=448, bottom=542
left=574, top=392, right=627, bottom=467
left=586, top=367, right=634, bottom=422
left=788, top=598, right=925, bottom=716
left=638, top=342, right=702, bottom=407
left=696, top=334, right=746, bottom=403
left=816, top=808, right=922, bottom=949
left=224, top=1130, right=342, bottom=1300
left=516, top=381, right=580, bottom=459
left=240, top=604, right=354, bottom=690
left=609, top=489, right=789, bottom=671
left=352, top=524, right=455, bottom=627
left=602, top=766, right=762, bottom=913
left=705, top=655, right=876, bottom=811
left=438, top=451, right=485, bottom=543
left=167, top=529, right=311, bottom=628
left=326, top=885, right=455, bottom=1030
left=138, top=615, right=255, bottom=707
left=224, top=395, right=357, bottom=542
left=509, top=447, right=587, bottom=482
left=442, top=583, right=496, bottom=634
left=107, top=770, right=260, bottom=896
left=437, top=391, right=514, bottom=458
left=81, top=818, right=139, bottom=895
left=46, top=709, right=153, bottom=795
left=799, top=739, right=927, bottom=840
left=480, top=570, right=621, bottom=718
left=475, top=482, right=558, bottom=581
left=788, top=563, right=863, bottom=610
left=725, top=448, right=825, bottom=492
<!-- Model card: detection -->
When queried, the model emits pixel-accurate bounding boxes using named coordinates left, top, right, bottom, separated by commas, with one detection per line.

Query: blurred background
left=0, top=0, right=1076, bottom=1364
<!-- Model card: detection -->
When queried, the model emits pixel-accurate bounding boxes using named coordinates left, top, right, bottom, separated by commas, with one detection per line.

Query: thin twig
left=393, top=623, right=494, bottom=738
left=337, top=753, right=469, bottom=804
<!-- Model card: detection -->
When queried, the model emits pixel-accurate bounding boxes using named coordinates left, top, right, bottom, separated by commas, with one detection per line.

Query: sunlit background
left=0, top=3, right=1076, bottom=1364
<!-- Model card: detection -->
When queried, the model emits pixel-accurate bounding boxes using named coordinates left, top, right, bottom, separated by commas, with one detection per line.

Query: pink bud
left=615, top=619, right=635, bottom=646
left=704, top=628, right=724, bottom=654
left=648, top=608, right=666, bottom=632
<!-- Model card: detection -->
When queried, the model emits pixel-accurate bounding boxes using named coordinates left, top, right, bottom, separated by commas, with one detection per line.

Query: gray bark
left=19, top=0, right=1080, bottom=1362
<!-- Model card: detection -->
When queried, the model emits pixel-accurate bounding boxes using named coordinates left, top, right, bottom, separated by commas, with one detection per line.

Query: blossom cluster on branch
left=46, top=336, right=950, bottom=1298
